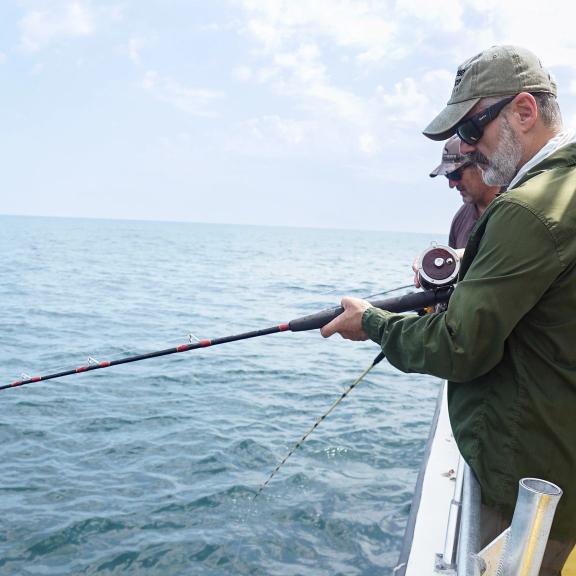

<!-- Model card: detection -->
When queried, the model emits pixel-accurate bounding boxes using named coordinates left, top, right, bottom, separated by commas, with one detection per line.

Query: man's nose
left=448, top=179, right=458, bottom=189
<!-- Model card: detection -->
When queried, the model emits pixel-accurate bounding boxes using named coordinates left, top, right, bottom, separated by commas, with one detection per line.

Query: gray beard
left=480, top=116, right=522, bottom=186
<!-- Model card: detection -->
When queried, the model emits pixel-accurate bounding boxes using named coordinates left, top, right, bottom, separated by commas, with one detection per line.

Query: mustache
left=467, top=151, right=489, bottom=165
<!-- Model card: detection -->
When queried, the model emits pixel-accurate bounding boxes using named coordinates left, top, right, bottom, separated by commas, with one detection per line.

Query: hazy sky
left=1, top=1, right=576, bottom=234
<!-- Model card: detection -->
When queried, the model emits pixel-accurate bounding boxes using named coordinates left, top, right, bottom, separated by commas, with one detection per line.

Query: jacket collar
left=511, top=142, right=576, bottom=190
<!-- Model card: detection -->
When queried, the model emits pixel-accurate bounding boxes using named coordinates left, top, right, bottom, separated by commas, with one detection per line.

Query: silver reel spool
left=418, top=244, right=460, bottom=290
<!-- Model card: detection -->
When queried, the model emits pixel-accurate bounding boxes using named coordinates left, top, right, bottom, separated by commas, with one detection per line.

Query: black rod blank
left=2, top=287, right=452, bottom=391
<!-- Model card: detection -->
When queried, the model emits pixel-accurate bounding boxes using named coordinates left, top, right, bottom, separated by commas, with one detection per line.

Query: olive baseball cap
left=429, top=135, right=467, bottom=177
left=423, top=45, right=557, bottom=141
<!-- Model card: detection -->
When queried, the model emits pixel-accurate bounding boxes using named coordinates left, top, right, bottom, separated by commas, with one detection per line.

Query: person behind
left=413, top=136, right=501, bottom=288
left=430, top=134, right=500, bottom=249
left=320, top=46, right=576, bottom=574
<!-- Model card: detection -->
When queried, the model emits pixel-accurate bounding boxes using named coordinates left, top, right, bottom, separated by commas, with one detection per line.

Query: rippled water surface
left=0, top=216, right=443, bottom=575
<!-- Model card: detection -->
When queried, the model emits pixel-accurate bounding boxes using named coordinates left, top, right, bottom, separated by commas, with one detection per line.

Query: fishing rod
left=2, top=286, right=453, bottom=392
left=3, top=244, right=459, bottom=496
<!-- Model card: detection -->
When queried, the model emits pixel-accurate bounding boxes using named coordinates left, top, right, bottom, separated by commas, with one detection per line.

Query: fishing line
left=254, top=351, right=386, bottom=498
left=320, top=281, right=413, bottom=299
left=362, top=283, right=414, bottom=300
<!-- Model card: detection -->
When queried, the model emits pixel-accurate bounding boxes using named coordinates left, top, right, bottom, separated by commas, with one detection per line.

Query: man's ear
left=509, top=92, right=538, bottom=133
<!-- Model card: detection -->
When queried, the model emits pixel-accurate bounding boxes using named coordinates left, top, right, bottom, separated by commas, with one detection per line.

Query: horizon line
left=0, top=212, right=446, bottom=237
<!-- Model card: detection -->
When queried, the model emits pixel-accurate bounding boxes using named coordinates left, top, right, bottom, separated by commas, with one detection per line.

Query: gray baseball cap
left=423, top=45, right=557, bottom=141
left=429, top=135, right=468, bottom=177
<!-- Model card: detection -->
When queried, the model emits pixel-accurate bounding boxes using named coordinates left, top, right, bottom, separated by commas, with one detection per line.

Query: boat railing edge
left=393, top=380, right=447, bottom=576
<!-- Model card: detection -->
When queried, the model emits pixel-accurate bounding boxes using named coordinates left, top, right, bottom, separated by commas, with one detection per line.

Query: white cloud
left=231, top=0, right=576, bottom=161
left=142, top=70, right=225, bottom=117
left=435, top=0, right=576, bottom=70
left=127, top=36, right=146, bottom=65
left=358, top=133, right=379, bottom=155
left=224, top=113, right=389, bottom=160
left=231, top=0, right=446, bottom=159
left=233, top=42, right=370, bottom=133
left=238, top=0, right=394, bottom=55
left=267, top=44, right=367, bottom=124
left=224, top=115, right=307, bottom=157
left=233, top=65, right=253, bottom=82
left=376, top=78, right=428, bottom=124
left=20, top=1, right=96, bottom=51
left=245, top=17, right=286, bottom=53
left=224, top=114, right=354, bottom=158
left=237, top=115, right=306, bottom=146
left=0, top=52, right=6, bottom=64
left=395, top=0, right=464, bottom=33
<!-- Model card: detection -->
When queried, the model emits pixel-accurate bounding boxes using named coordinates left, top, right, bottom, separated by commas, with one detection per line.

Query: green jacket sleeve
left=362, top=201, right=564, bottom=382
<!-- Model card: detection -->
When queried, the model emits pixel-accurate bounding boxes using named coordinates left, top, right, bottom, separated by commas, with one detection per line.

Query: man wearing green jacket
left=321, top=46, right=576, bottom=574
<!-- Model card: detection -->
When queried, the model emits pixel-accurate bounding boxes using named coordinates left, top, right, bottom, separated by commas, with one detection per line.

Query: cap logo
left=453, top=68, right=465, bottom=90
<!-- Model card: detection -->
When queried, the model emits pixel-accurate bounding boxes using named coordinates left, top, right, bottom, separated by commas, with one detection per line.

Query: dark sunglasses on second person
left=445, top=162, right=472, bottom=181
left=456, top=95, right=517, bottom=145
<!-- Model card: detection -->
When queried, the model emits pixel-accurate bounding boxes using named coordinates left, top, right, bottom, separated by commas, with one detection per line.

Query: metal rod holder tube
left=457, top=464, right=482, bottom=576
left=442, top=457, right=465, bottom=567
left=496, top=478, right=563, bottom=576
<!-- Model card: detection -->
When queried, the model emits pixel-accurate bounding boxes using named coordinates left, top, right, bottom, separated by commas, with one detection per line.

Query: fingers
left=412, top=256, right=421, bottom=288
left=320, top=297, right=371, bottom=340
left=320, top=317, right=339, bottom=338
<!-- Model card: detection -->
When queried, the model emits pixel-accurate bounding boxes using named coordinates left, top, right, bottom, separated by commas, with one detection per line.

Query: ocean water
left=0, top=215, right=444, bottom=576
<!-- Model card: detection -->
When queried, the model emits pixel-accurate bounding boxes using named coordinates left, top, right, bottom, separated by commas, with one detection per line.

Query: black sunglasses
left=445, top=162, right=472, bottom=181
left=456, top=95, right=516, bottom=145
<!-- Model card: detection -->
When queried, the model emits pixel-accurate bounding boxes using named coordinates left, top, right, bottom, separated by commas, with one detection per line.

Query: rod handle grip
left=289, top=306, right=344, bottom=332
left=288, top=288, right=453, bottom=332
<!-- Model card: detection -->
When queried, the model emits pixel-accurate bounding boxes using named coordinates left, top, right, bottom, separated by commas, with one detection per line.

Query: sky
left=1, top=1, right=576, bottom=234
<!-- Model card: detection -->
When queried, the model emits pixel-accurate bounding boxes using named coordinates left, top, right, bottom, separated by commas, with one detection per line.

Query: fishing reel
left=417, top=243, right=460, bottom=291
